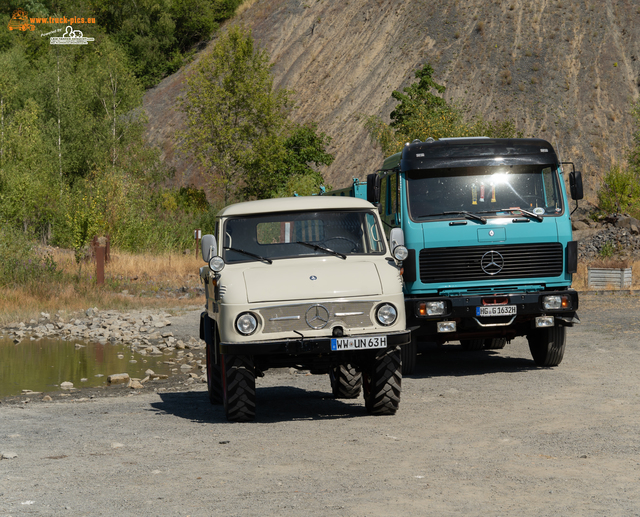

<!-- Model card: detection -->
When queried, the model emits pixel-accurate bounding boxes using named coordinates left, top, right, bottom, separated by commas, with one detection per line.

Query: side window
left=365, top=213, right=384, bottom=253
left=541, top=167, right=560, bottom=209
left=389, top=173, right=398, bottom=216
left=380, top=175, right=388, bottom=215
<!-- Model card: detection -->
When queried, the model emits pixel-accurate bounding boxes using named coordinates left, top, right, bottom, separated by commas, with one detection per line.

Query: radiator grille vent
left=419, top=243, right=563, bottom=283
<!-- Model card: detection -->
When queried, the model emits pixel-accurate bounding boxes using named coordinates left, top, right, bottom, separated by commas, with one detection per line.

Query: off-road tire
left=460, top=339, right=484, bottom=350
left=330, top=364, right=362, bottom=398
left=222, top=354, right=256, bottom=422
left=401, top=334, right=417, bottom=375
left=363, top=346, right=402, bottom=416
left=206, top=341, right=222, bottom=405
left=527, top=325, right=566, bottom=367
left=484, top=337, right=507, bottom=350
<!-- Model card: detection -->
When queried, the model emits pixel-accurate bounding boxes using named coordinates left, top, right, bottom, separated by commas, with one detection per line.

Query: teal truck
left=325, top=137, right=583, bottom=373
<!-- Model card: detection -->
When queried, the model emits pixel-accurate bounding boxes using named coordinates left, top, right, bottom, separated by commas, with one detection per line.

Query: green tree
left=90, top=0, right=179, bottom=87
left=0, top=48, right=21, bottom=173
left=366, top=63, right=522, bottom=156
left=594, top=99, right=640, bottom=220
left=180, top=24, right=292, bottom=204
left=389, top=63, right=448, bottom=132
left=0, top=98, right=60, bottom=237
left=242, top=122, right=333, bottom=199
left=597, top=164, right=640, bottom=217
left=171, top=0, right=241, bottom=53
left=181, top=26, right=334, bottom=203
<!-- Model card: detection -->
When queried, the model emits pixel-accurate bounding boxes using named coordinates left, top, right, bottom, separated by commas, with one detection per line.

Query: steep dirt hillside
left=144, top=0, right=640, bottom=199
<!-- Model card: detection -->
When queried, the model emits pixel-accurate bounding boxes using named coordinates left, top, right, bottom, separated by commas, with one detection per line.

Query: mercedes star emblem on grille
left=305, top=304, right=330, bottom=329
left=481, top=250, right=504, bottom=275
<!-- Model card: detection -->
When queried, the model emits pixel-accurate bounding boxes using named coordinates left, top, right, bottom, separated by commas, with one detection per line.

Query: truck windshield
left=406, top=164, right=564, bottom=221
left=222, top=210, right=386, bottom=264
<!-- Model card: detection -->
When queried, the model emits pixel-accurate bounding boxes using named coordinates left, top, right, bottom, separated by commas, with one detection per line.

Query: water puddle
left=0, top=337, right=180, bottom=398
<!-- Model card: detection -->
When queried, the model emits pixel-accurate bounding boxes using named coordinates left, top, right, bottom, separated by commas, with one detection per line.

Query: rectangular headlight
left=543, top=295, right=570, bottom=310
left=437, top=321, right=456, bottom=333
left=427, top=301, right=446, bottom=316
left=418, top=301, right=446, bottom=316
left=535, top=316, right=555, bottom=327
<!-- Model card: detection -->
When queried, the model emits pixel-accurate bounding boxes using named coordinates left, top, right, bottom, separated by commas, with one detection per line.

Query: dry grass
left=0, top=250, right=206, bottom=325
left=572, top=262, right=589, bottom=291
left=236, top=0, right=258, bottom=16
left=50, top=248, right=203, bottom=283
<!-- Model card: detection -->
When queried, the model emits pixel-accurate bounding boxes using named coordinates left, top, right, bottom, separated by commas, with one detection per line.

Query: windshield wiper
left=418, top=211, right=487, bottom=224
left=478, top=208, right=543, bottom=222
left=224, top=247, right=272, bottom=264
left=296, top=241, right=346, bottom=260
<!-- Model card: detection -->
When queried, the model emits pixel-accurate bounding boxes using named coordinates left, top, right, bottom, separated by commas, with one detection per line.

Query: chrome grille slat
left=258, top=301, right=375, bottom=333
left=419, top=243, right=563, bottom=283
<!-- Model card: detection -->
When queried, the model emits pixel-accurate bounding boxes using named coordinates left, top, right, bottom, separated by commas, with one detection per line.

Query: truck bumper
left=407, top=289, right=579, bottom=341
left=219, top=329, right=412, bottom=356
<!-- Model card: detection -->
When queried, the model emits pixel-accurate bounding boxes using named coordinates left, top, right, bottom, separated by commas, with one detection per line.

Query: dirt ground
left=1, top=292, right=640, bottom=516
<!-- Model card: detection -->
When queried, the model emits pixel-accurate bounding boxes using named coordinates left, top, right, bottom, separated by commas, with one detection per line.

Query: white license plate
left=331, top=335, right=387, bottom=351
left=476, top=305, right=517, bottom=317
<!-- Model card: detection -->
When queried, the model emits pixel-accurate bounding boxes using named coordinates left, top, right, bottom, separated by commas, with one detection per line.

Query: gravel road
left=1, top=293, right=640, bottom=516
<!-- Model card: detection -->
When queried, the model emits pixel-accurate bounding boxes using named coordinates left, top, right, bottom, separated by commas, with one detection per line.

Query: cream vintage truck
left=199, top=196, right=411, bottom=421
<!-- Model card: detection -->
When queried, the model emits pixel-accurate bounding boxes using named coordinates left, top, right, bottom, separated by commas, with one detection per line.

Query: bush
left=597, top=165, right=640, bottom=218
left=0, top=226, right=59, bottom=288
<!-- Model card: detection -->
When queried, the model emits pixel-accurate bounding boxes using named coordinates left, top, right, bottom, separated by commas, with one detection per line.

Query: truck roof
left=382, top=138, right=559, bottom=171
left=217, top=196, right=376, bottom=217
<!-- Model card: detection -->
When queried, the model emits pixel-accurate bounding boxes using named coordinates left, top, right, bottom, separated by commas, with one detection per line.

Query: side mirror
left=569, top=171, right=583, bottom=200
left=201, top=234, right=217, bottom=262
left=366, top=173, right=381, bottom=204
left=389, top=228, right=409, bottom=261
left=389, top=228, right=405, bottom=250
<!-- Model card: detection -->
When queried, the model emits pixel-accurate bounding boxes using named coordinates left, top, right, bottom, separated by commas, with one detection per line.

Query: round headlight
left=236, top=313, right=258, bottom=335
left=393, top=245, right=409, bottom=261
left=208, top=256, right=225, bottom=272
left=376, top=304, right=397, bottom=326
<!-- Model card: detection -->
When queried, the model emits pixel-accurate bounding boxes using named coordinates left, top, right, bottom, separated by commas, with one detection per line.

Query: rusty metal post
left=95, top=236, right=107, bottom=286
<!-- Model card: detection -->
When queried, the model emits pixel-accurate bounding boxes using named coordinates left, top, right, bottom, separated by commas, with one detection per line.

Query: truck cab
left=330, top=138, right=582, bottom=373
left=199, top=196, right=410, bottom=421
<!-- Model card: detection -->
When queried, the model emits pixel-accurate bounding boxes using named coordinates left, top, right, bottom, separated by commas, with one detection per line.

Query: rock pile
left=1, top=308, right=203, bottom=353
left=573, top=214, right=640, bottom=260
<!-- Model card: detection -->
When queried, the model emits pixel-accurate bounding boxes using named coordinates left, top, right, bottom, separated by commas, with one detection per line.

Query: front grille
left=257, top=301, right=376, bottom=334
left=419, top=243, right=563, bottom=283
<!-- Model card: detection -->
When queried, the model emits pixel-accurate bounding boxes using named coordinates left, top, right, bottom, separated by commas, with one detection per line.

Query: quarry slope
left=144, top=0, right=640, bottom=198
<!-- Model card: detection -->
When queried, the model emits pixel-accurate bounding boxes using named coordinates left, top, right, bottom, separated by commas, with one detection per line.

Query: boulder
left=615, top=216, right=640, bottom=230
left=107, top=373, right=130, bottom=384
